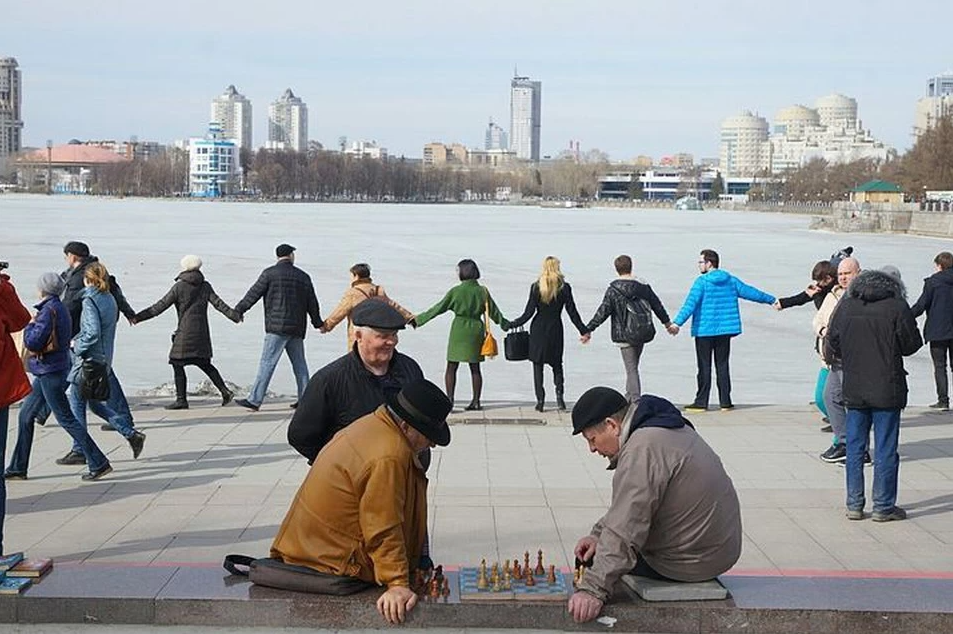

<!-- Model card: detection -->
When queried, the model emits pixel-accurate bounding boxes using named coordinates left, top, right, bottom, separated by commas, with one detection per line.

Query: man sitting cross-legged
left=567, top=387, right=742, bottom=623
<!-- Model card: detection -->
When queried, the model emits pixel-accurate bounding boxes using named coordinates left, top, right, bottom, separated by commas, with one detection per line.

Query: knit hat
left=180, top=255, right=203, bottom=272
left=37, top=272, right=65, bottom=297
left=880, top=264, right=901, bottom=281
left=63, top=241, right=90, bottom=258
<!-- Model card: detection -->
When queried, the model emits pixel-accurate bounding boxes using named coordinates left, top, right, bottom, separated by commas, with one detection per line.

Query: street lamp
left=45, top=139, right=52, bottom=195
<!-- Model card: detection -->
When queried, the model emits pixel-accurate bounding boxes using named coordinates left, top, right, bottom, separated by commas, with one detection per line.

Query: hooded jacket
left=911, top=268, right=953, bottom=343
left=578, top=395, right=741, bottom=601
left=68, top=287, right=119, bottom=384
left=134, top=269, right=240, bottom=360
left=825, top=270, right=922, bottom=409
left=585, top=278, right=671, bottom=344
left=673, top=269, right=775, bottom=337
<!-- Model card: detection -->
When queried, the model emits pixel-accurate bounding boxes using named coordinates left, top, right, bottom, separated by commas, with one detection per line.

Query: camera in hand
left=0, top=261, right=8, bottom=271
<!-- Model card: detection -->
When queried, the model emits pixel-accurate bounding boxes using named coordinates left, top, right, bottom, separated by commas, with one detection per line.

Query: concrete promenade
left=5, top=396, right=953, bottom=576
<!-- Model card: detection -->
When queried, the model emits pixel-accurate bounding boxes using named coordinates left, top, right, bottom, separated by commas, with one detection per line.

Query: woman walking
left=507, top=257, right=588, bottom=412
left=415, top=259, right=509, bottom=410
left=134, top=256, right=240, bottom=409
left=67, top=262, right=144, bottom=472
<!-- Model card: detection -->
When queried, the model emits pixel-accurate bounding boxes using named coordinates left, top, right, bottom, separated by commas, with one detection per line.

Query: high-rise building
left=719, top=112, right=771, bottom=177
left=0, top=57, right=23, bottom=175
left=815, top=93, right=858, bottom=133
left=915, top=71, right=953, bottom=138
left=510, top=74, right=541, bottom=161
left=211, top=85, right=253, bottom=150
left=268, top=89, right=308, bottom=152
left=485, top=118, right=508, bottom=150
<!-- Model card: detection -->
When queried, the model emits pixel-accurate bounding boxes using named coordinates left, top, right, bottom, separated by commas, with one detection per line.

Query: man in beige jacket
left=321, top=263, right=413, bottom=350
left=567, top=387, right=741, bottom=624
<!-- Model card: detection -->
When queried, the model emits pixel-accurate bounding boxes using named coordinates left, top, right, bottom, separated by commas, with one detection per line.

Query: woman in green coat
left=415, top=259, right=509, bottom=410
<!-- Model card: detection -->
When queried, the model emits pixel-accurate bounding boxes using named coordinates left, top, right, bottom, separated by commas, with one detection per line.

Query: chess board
left=458, top=567, right=571, bottom=602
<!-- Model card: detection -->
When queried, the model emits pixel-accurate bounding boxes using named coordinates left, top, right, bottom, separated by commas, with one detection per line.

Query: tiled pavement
left=4, top=397, right=953, bottom=577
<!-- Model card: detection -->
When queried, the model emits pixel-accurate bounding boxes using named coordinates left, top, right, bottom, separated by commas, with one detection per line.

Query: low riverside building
left=15, top=142, right=129, bottom=193
left=597, top=170, right=757, bottom=203
left=188, top=123, right=238, bottom=197
left=850, top=180, right=904, bottom=205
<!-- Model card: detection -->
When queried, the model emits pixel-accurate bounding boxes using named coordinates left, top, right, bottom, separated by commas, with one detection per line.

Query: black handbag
left=504, top=328, right=530, bottom=361
left=80, top=359, right=111, bottom=401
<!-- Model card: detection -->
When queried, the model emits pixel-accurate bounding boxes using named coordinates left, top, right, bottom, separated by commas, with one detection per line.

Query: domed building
left=815, top=93, right=858, bottom=132
left=773, top=105, right=821, bottom=140
left=719, top=111, right=771, bottom=177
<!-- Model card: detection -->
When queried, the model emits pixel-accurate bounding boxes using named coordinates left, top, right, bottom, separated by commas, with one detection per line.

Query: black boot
left=556, top=395, right=567, bottom=411
left=220, top=389, right=234, bottom=406
left=535, top=401, right=544, bottom=412
left=554, top=363, right=567, bottom=411
left=165, top=400, right=188, bottom=410
left=170, top=366, right=188, bottom=410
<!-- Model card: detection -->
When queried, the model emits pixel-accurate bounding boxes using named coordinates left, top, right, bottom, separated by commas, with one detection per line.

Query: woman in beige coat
left=321, top=263, right=414, bottom=350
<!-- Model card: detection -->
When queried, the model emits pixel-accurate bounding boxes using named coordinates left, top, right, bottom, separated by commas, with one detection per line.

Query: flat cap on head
left=571, top=386, right=629, bottom=435
left=352, top=300, right=407, bottom=331
left=63, top=241, right=90, bottom=258
left=276, top=244, right=296, bottom=258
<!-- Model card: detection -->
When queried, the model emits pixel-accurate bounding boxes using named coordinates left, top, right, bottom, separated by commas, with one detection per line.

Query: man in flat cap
left=289, top=300, right=423, bottom=462
left=567, top=387, right=742, bottom=623
left=272, top=379, right=452, bottom=625
left=234, top=244, right=323, bottom=411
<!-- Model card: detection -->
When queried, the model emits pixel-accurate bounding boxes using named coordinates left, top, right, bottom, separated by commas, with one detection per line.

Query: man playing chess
left=271, top=379, right=452, bottom=625
left=567, top=387, right=742, bottom=623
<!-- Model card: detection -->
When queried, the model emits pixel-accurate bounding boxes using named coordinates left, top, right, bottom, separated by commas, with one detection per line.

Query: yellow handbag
left=481, top=290, right=498, bottom=359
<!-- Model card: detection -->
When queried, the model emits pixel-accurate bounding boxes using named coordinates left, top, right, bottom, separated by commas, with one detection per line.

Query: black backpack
left=615, top=288, right=656, bottom=344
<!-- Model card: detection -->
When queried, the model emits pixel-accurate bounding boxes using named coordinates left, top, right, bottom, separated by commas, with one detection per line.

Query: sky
left=5, top=0, right=952, bottom=161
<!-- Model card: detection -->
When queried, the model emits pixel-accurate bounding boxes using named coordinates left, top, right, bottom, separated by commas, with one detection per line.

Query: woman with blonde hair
left=507, top=256, right=588, bottom=411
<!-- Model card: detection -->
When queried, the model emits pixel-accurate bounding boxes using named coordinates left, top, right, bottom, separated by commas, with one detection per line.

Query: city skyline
left=4, top=0, right=952, bottom=160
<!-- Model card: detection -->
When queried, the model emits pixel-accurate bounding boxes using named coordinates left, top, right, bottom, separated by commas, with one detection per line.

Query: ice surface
left=0, top=194, right=944, bottom=406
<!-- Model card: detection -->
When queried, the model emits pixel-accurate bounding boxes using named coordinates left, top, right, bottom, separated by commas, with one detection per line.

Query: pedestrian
left=670, top=249, right=775, bottom=412
left=60, top=241, right=136, bottom=433
left=0, top=264, right=32, bottom=552
left=506, top=256, right=588, bottom=412
left=826, top=266, right=922, bottom=522
left=133, top=255, right=242, bottom=410
left=910, top=251, right=953, bottom=411
left=583, top=255, right=677, bottom=403
left=320, top=263, right=413, bottom=350
left=234, top=244, right=323, bottom=411
left=5, top=273, right=115, bottom=481
left=414, top=259, right=509, bottom=411
left=65, top=262, right=145, bottom=475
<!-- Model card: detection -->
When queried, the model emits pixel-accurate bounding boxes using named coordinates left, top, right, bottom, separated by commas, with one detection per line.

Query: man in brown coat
left=567, top=387, right=741, bottom=623
left=271, top=379, right=452, bottom=625
left=321, top=263, right=413, bottom=350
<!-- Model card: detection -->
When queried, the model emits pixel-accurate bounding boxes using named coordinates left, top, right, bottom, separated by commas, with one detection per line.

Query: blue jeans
left=248, top=334, right=309, bottom=406
left=69, top=379, right=136, bottom=442
left=70, top=369, right=134, bottom=453
left=846, top=407, right=901, bottom=514
left=6, top=381, right=49, bottom=474
left=30, top=372, right=109, bottom=473
left=0, top=405, right=8, bottom=554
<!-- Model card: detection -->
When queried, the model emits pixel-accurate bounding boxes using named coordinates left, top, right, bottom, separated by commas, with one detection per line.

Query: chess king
left=566, top=388, right=742, bottom=624
left=271, top=380, right=453, bottom=625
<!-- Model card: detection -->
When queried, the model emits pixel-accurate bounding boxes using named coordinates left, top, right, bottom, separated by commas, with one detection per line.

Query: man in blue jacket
left=671, top=249, right=775, bottom=412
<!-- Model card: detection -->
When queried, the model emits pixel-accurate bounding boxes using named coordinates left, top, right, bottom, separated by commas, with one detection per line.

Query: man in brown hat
left=271, top=379, right=452, bottom=625
left=567, top=387, right=741, bottom=623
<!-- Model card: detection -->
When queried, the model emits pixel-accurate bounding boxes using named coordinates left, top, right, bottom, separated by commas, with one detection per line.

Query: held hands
left=665, top=323, right=679, bottom=336
left=376, top=586, right=418, bottom=624
left=772, top=300, right=782, bottom=311
left=567, top=590, right=604, bottom=623
left=580, top=332, right=592, bottom=345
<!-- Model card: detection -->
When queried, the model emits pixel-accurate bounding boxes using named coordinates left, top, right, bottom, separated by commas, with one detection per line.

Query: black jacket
left=585, top=278, right=670, bottom=344
left=508, top=282, right=588, bottom=364
left=134, top=270, right=240, bottom=361
left=778, top=282, right=833, bottom=310
left=826, top=270, right=922, bottom=409
left=61, top=255, right=136, bottom=338
left=911, top=268, right=953, bottom=343
left=235, top=260, right=321, bottom=338
left=288, top=347, right=424, bottom=463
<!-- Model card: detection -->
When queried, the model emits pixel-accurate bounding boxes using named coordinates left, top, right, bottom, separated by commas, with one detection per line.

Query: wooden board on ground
left=458, top=567, right=570, bottom=602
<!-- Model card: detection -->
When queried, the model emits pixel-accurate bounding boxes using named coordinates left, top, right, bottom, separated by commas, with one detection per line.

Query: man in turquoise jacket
left=671, top=249, right=775, bottom=412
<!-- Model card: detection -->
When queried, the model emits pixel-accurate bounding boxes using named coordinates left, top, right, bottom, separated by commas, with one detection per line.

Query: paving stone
left=621, top=575, right=729, bottom=602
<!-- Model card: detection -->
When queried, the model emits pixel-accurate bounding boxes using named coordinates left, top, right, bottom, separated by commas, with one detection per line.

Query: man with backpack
left=670, top=249, right=775, bottom=413
left=583, top=255, right=676, bottom=402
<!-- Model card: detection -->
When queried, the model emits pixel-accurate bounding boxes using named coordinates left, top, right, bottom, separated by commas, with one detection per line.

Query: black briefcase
left=504, top=329, right=530, bottom=361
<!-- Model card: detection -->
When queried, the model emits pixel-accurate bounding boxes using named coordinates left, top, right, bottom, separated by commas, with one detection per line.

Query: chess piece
left=503, top=569, right=512, bottom=590
left=429, top=577, right=441, bottom=599
left=491, top=561, right=500, bottom=585
left=524, top=551, right=530, bottom=575
left=441, top=577, right=450, bottom=599
left=477, top=559, right=489, bottom=590
left=414, top=569, right=424, bottom=592
left=503, top=559, right=511, bottom=577
left=492, top=573, right=502, bottom=592
left=434, top=565, right=444, bottom=583
left=525, top=564, right=536, bottom=587
left=513, top=557, right=521, bottom=579
left=547, top=564, right=557, bottom=585
left=535, top=549, right=545, bottom=576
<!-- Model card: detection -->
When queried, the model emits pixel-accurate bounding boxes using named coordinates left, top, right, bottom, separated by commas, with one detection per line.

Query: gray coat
left=135, top=270, right=239, bottom=361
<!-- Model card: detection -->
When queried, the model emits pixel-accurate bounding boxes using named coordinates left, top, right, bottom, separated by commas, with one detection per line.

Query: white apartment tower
left=268, top=89, right=308, bottom=152
left=719, top=111, right=771, bottom=177
left=815, top=93, right=858, bottom=133
left=510, top=74, right=541, bottom=161
left=485, top=118, right=508, bottom=150
left=915, top=71, right=953, bottom=138
left=211, top=85, right=253, bottom=150
left=0, top=57, right=23, bottom=174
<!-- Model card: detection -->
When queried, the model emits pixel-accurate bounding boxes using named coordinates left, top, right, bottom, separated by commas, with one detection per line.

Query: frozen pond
left=1, top=194, right=948, bottom=408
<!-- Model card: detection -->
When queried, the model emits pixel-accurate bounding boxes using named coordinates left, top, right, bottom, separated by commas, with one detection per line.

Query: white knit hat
left=180, top=255, right=203, bottom=271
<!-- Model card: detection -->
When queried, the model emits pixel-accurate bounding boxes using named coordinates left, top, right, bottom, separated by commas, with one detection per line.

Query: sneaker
left=719, top=404, right=735, bottom=412
left=164, top=400, right=189, bottom=410
left=684, top=404, right=708, bottom=413
left=3, top=471, right=27, bottom=480
left=55, top=450, right=87, bottom=466
left=820, top=444, right=847, bottom=464
left=235, top=398, right=260, bottom=412
left=872, top=506, right=907, bottom=522
left=820, top=424, right=833, bottom=433
left=81, top=463, right=113, bottom=481
left=864, top=451, right=872, bottom=467
left=928, top=401, right=950, bottom=411
left=845, top=508, right=864, bottom=520
left=128, top=431, right=146, bottom=459
left=221, top=389, right=234, bottom=406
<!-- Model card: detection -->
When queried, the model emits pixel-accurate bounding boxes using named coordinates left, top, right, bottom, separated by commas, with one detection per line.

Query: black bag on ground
left=504, top=328, right=530, bottom=361
left=80, top=359, right=111, bottom=401
left=223, top=555, right=374, bottom=596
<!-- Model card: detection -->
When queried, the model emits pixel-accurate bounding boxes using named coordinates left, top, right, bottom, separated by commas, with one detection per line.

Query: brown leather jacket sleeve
left=357, top=457, right=411, bottom=588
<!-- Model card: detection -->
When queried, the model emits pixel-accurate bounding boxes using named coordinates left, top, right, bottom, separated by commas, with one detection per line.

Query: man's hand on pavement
left=376, top=586, right=418, bottom=624
left=567, top=590, right=604, bottom=623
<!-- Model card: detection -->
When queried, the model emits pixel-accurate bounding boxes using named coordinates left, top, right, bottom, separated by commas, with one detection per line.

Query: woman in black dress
left=507, top=257, right=588, bottom=411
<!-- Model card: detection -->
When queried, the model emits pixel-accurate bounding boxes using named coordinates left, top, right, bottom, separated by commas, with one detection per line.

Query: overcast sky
left=6, top=0, right=951, bottom=160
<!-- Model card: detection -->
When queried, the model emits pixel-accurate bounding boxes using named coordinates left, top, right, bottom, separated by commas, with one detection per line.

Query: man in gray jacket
left=567, top=387, right=742, bottom=623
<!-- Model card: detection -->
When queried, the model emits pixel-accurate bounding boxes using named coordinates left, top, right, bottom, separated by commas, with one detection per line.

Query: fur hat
left=180, top=255, right=203, bottom=271
left=37, top=272, right=65, bottom=297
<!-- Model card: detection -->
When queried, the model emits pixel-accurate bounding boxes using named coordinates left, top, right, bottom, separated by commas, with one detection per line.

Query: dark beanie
left=63, top=241, right=90, bottom=258
left=571, top=387, right=629, bottom=435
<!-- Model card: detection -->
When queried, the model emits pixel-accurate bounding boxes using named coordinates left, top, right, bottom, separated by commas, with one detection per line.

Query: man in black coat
left=911, top=251, right=953, bottom=411
left=234, top=244, right=322, bottom=411
left=582, top=255, right=676, bottom=402
left=826, top=267, right=922, bottom=523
